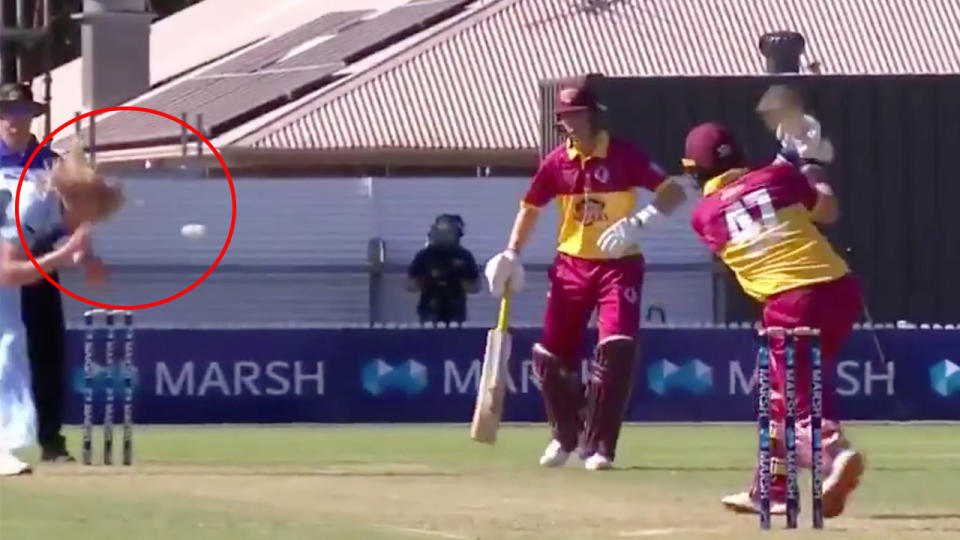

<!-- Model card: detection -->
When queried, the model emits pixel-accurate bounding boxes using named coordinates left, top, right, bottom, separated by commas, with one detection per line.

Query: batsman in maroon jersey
left=685, top=123, right=865, bottom=518
left=485, top=75, right=686, bottom=470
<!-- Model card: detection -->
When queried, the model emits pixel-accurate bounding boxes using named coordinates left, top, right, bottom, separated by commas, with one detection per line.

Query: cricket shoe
left=821, top=449, right=865, bottom=518
left=41, top=444, right=76, bottom=464
left=0, top=451, right=32, bottom=477
left=720, top=491, right=787, bottom=515
left=539, top=439, right=571, bottom=467
left=583, top=453, right=613, bottom=471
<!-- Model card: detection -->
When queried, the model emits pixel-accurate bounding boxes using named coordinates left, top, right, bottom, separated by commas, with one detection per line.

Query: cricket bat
left=470, top=293, right=512, bottom=444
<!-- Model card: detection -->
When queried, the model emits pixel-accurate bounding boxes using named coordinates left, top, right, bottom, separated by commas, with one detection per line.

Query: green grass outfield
left=1, top=424, right=958, bottom=540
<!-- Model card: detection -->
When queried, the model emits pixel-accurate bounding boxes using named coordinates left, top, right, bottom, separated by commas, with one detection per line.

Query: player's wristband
left=801, top=157, right=831, bottom=168
left=801, top=163, right=831, bottom=187
left=630, top=204, right=659, bottom=227
left=777, top=150, right=802, bottom=167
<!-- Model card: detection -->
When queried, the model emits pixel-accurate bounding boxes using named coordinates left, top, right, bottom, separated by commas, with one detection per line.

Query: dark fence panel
left=541, top=75, right=960, bottom=324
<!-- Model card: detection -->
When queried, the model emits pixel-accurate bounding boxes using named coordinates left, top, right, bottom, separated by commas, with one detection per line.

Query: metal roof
left=35, top=0, right=419, bottom=139
left=74, top=0, right=472, bottom=150
left=235, top=0, right=960, bottom=153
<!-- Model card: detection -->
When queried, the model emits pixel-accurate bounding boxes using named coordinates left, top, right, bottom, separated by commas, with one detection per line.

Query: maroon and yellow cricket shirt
left=690, top=163, right=849, bottom=301
left=522, top=131, right=666, bottom=259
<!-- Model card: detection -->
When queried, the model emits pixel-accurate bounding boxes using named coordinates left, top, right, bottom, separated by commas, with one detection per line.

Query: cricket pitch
left=1, top=424, right=958, bottom=540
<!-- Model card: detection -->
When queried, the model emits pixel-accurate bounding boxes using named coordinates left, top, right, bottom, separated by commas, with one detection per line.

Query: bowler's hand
left=55, top=224, right=91, bottom=268
left=83, top=256, right=109, bottom=286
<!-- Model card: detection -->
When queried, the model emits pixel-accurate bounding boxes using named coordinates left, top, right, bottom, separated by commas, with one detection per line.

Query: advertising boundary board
left=64, top=328, right=960, bottom=424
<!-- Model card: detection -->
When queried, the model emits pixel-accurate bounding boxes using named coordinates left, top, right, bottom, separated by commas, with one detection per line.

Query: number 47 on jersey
left=725, top=188, right=780, bottom=253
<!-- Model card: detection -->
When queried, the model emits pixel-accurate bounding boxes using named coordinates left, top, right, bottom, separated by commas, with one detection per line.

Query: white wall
left=372, top=177, right=708, bottom=266
left=61, top=176, right=713, bottom=326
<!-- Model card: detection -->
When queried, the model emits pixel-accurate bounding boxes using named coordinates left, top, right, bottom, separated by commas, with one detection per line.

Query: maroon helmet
left=682, top=122, right=746, bottom=175
left=555, top=74, right=607, bottom=115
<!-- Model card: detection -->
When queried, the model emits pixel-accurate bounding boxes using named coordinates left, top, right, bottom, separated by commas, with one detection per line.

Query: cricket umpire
left=0, top=82, right=73, bottom=462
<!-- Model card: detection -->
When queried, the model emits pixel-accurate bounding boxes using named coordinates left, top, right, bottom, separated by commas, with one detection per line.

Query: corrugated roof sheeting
left=246, top=0, right=960, bottom=152
left=80, top=0, right=472, bottom=149
left=79, top=12, right=359, bottom=146
left=35, top=0, right=414, bottom=139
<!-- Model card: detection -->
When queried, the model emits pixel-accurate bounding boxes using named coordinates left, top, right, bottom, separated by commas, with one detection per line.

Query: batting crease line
left=619, top=527, right=727, bottom=537
left=386, top=526, right=470, bottom=540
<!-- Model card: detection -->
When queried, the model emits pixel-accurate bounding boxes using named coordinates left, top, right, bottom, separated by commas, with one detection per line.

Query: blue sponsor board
left=929, top=359, right=960, bottom=397
left=64, top=328, right=960, bottom=424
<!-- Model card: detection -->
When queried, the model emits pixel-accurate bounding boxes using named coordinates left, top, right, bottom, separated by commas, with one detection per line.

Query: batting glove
left=597, top=206, right=657, bottom=257
left=777, top=114, right=835, bottom=165
left=484, top=249, right=525, bottom=298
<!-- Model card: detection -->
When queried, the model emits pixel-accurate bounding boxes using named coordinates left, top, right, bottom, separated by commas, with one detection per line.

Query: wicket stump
left=756, top=326, right=824, bottom=530
left=81, top=309, right=136, bottom=466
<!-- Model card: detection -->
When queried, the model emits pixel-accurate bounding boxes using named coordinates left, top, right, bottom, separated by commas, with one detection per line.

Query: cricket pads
left=580, top=339, right=637, bottom=460
left=532, top=346, right=583, bottom=452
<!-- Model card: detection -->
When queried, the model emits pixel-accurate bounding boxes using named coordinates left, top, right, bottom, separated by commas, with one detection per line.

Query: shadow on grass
left=622, top=465, right=960, bottom=473
left=43, top=468, right=460, bottom=478
left=870, top=466, right=960, bottom=472
left=619, top=465, right=751, bottom=472
left=867, top=513, right=960, bottom=520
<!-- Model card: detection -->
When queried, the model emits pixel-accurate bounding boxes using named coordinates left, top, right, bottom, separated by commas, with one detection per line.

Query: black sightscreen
left=541, top=75, right=960, bottom=324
